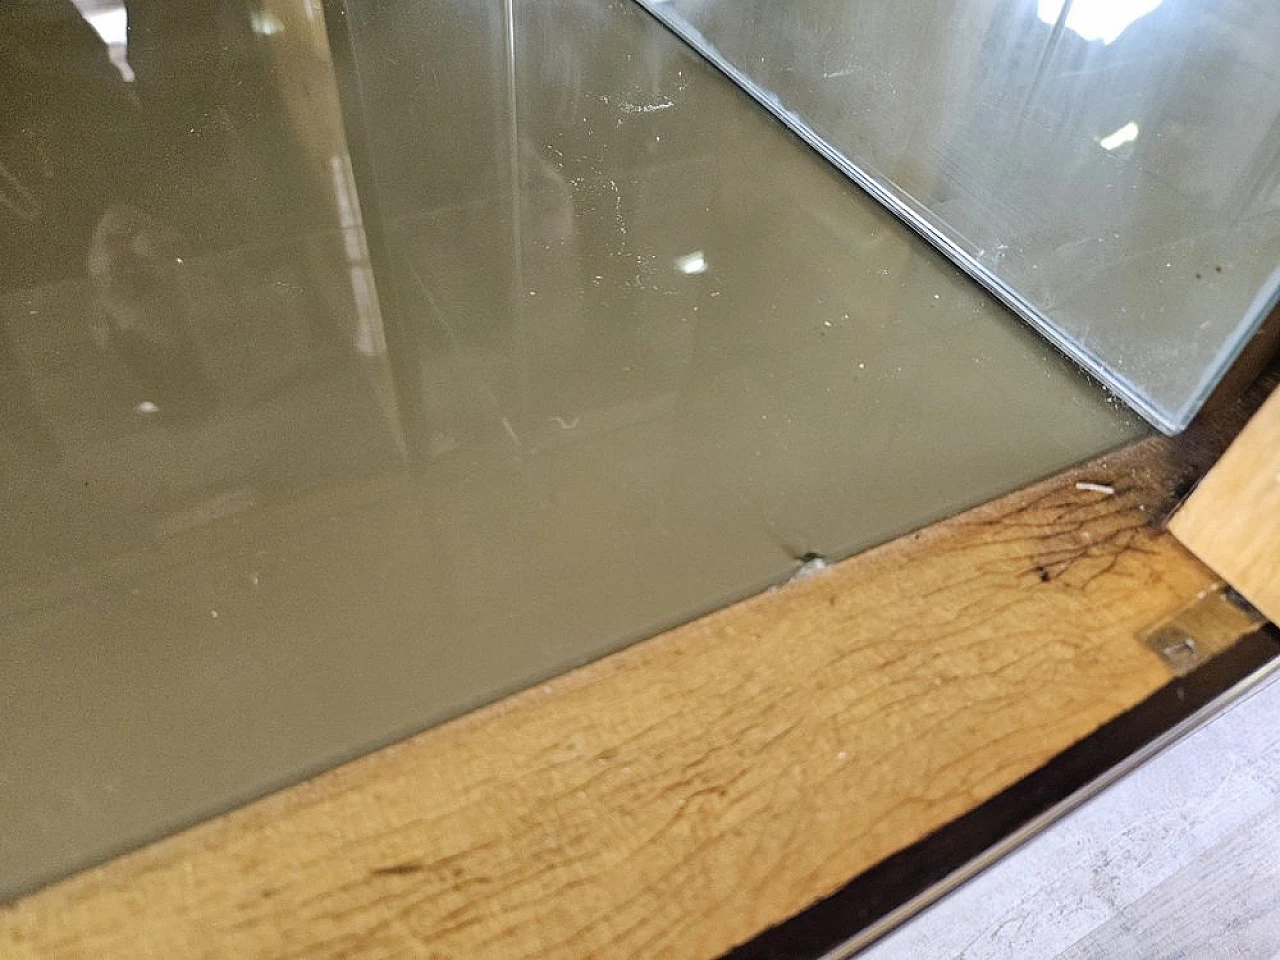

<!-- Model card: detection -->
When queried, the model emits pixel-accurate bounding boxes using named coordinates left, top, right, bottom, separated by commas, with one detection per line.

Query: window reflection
left=0, top=0, right=400, bottom=579
left=1037, top=0, right=1164, bottom=46
left=73, top=1, right=134, bottom=80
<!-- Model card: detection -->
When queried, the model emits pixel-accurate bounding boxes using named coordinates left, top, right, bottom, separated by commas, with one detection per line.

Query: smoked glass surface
left=0, top=0, right=1139, bottom=899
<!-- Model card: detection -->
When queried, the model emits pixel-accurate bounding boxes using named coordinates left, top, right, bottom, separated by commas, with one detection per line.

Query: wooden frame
left=3, top=386, right=1275, bottom=960
left=1172, top=385, right=1280, bottom=625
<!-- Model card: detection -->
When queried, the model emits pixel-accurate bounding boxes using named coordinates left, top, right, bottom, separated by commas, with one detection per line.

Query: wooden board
left=1171, top=385, right=1280, bottom=625
left=0, top=436, right=1263, bottom=960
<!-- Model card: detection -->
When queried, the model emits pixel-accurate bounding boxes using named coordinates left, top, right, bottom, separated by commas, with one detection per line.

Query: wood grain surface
left=0, top=436, right=1260, bottom=960
left=1172, top=385, right=1280, bottom=625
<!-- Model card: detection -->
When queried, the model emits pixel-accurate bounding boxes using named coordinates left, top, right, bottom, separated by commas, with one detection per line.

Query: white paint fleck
left=790, top=556, right=829, bottom=582
left=1075, top=481, right=1115, bottom=495
left=620, top=98, right=674, bottom=114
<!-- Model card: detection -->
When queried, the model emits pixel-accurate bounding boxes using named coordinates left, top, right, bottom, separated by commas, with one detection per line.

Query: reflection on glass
left=75, top=2, right=134, bottom=80
left=1037, top=0, right=1164, bottom=45
left=1, top=0, right=404, bottom=897
left=0, top=0, right=1139, bottom=901
left=635, top=0, right=1280, bottom=431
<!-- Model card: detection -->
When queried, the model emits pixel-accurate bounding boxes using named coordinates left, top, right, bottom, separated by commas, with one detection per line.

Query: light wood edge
left=1171, top=385, right=1280, bottom=625
left=1, top=436, right=1263, bottom=960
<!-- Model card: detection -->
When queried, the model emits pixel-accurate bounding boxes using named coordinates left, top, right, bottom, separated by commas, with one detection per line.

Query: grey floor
left=860, top=668, right=1280, bottom=960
